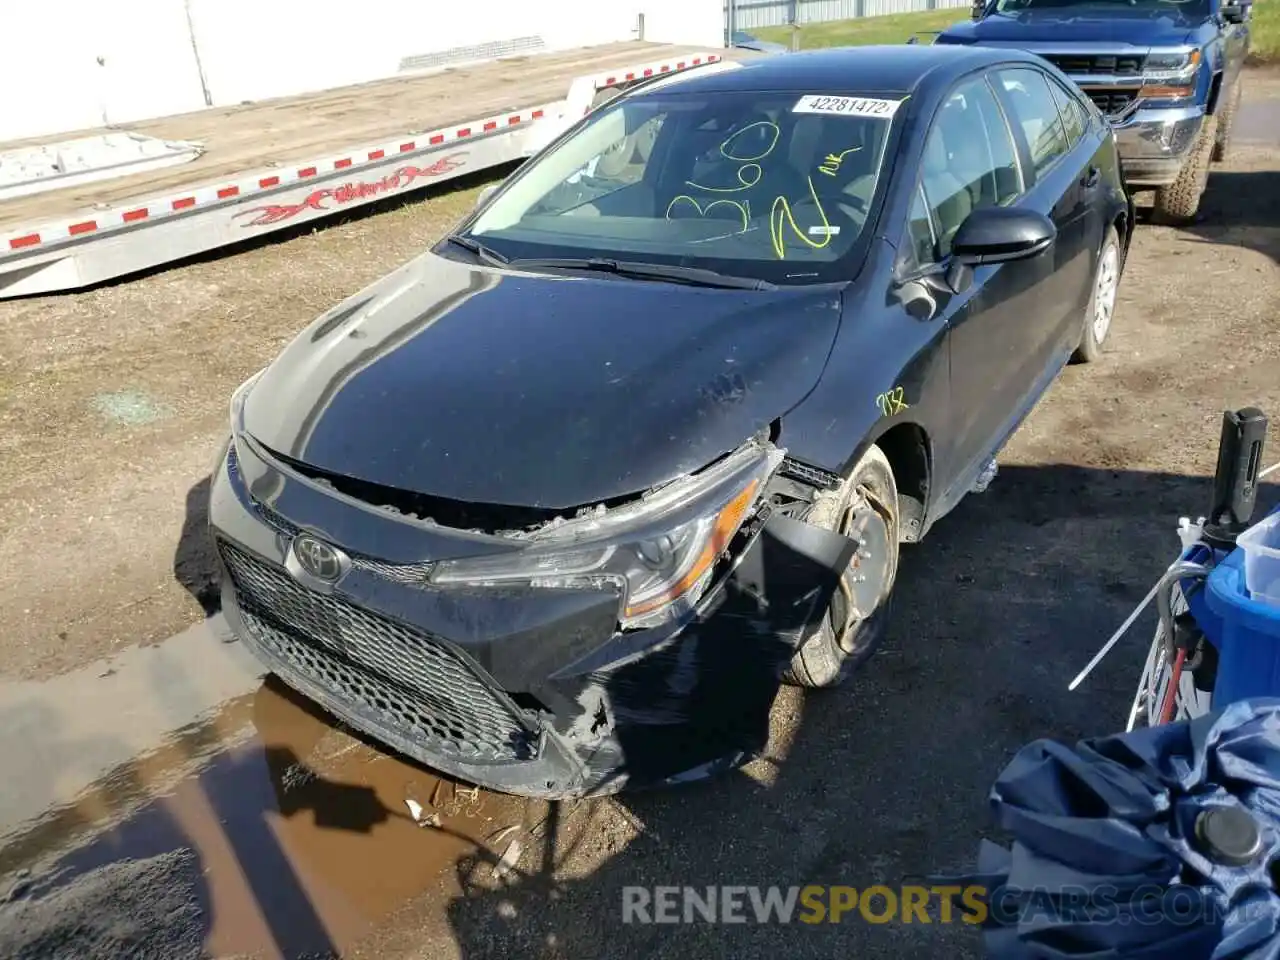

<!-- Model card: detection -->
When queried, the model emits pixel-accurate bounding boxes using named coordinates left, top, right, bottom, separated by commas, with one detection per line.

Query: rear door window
left=1047, top=78, right=1088, bottom=147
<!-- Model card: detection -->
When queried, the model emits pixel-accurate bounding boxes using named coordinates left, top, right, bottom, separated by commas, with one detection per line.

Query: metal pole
left=727, top=0, right=736, bottom=44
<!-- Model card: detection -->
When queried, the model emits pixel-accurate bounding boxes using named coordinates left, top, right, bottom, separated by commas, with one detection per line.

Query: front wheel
left=1071, top=224, right=1122, bottom=364
left=783, top=445, right=900, bottom=688
left=1151, top=114, right=1219, bottom=225
left=1212, top=81, right=1242, bottom=163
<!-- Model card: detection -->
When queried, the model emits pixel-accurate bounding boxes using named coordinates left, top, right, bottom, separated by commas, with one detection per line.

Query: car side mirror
left=1222, top=2, right=1246, bottom=23
left=475, top=184, right=500, bottom=210
left=952, top=207, right=1056, bottom=266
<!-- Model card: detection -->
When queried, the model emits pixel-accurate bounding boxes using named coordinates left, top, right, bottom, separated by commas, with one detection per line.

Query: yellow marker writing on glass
left=818, top=146, right=861, bottom=178
left=769, top=176, right=833, bottom=260
left=665, top=195, right=750, bottom=234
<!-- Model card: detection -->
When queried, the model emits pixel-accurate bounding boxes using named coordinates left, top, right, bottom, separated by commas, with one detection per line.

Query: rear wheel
left=783, top=446, right=900, bottom=688
left=1071, top=225, right=1122, bottom=364
left=1151, top=114, right=1218, bottom=225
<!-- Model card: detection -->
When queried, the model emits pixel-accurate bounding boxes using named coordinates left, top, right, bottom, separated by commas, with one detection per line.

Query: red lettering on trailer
left=259, top=176, right=280, bottom=188
left=123, top=208, right=148, bottom=223
left=172, top=197, right=196, bottom=210
left=234, top=154, right=468, bottom=227
left=10, top=233, right=41, bottom=249
left=298, top=166, right=318, bottom=177
left=69, top=221, right=97, bottom=236
left=368, top=150, right=385, bottom=161
left=217, top=186, right=240, bottom=199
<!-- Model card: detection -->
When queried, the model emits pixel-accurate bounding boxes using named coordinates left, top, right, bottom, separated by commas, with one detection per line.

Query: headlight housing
left=1142, top=49, right=1201, bottom=98
left=429, top=440, right=785, bottom=630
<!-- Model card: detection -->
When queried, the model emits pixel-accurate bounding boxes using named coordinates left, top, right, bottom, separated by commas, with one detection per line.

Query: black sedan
left=210, top=44, right=1133, bottom=798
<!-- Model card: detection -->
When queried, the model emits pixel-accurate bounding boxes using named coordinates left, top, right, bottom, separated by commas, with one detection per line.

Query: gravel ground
left=0, top=72, right=1276, bottom=960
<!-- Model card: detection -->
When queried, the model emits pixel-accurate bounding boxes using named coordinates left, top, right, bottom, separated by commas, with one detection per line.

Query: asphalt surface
left=0, top=73, right=1277, bottom=960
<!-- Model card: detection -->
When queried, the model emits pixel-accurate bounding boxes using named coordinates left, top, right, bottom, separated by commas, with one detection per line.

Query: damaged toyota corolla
left=210, top=44, right=1131, bottom=797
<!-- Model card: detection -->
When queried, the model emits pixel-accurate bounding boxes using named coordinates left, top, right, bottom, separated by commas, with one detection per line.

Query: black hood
left=242, top=252, right=842, bottom=509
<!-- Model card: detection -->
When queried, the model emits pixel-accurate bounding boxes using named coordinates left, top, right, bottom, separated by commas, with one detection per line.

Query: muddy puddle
left=0, top=677, right=545, bottom=959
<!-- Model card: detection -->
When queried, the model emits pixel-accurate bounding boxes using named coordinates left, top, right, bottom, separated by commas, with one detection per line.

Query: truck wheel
left=1151, top=114, right=1218, bottom=225
left=1071, top=224, right=1122, bottom=364
left=1212, top=81, right=1242, bottom=163
left=783, top=445, right=900, bottom=689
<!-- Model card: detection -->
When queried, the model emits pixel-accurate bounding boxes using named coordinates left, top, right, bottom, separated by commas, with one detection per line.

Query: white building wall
left=1, top=0, right=726, bottom=144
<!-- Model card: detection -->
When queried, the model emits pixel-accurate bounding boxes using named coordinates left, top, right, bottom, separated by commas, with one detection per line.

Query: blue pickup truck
left=936, top=0, right=1252, bottom=223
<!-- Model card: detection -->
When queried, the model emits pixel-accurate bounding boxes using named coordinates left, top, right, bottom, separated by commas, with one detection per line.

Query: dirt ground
left=0, top=71, right=1278, bottom=960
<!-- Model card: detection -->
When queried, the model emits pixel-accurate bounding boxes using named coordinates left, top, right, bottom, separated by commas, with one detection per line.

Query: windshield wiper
left=509, top=257, right=776, bottom=291
left=445, top=234, right=509, bottom=266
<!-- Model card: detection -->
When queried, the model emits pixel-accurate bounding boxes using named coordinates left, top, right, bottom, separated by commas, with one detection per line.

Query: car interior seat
left=780, top=116, right=883, bottom=232
left=937, top=98, right=997, bottom=211
left=921, top=126, right=972, bottom=254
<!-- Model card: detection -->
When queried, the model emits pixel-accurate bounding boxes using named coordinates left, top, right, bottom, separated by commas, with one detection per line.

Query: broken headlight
left=429, top=441, right=785, bottom=629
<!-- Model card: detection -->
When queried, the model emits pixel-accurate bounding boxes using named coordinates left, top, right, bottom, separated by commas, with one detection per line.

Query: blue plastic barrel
left=1204, top=536, right=1280, bottom=705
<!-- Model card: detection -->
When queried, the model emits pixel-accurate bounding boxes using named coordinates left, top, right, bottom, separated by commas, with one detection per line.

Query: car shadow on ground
left=174, top=474, right=220, bottom=617
left=1180, top=168, right=1280, bottom=263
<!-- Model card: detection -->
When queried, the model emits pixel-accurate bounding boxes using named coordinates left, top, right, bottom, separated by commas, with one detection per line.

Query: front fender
left=772, top=255, right=952, bottom=508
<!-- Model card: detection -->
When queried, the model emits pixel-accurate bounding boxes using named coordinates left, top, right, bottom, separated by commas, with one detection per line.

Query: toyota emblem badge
left=292, top=534, right=347, bottom=583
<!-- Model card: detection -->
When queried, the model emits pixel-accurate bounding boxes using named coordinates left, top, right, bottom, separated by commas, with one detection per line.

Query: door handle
left=1082, top=166, right=1101, bottom=189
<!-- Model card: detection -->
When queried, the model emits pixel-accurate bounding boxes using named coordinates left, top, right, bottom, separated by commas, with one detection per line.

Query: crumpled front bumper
left=1112, top=105, right=1206, bottom=188
left=210, top=434, right=856, bottom=799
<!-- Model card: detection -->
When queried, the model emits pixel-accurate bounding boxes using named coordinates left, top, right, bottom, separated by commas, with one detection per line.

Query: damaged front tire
left=783, top=444, right=900, bottom=689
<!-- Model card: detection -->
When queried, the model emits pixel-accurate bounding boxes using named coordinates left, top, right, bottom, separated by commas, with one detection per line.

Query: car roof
left=641, top=44, right=1040, bottom=97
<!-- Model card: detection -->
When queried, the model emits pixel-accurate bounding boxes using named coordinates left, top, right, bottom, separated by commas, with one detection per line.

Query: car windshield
left=464, top=87, right=903, bottom=285
left=994, top=0, right=1209, bottom=15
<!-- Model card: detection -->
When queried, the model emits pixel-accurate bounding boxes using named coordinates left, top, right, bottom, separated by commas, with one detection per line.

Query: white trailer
left=1, top=18, right=754, bottom=298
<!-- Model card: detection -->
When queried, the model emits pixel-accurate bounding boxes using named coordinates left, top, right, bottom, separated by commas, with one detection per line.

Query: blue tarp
left=961, top=699, right=1280, bottom=960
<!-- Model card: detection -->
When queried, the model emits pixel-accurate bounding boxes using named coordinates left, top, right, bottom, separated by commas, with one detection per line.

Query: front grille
left=219, top=541, right=535, bottom=763
left=1086, top=89, right=1140, bottom=116
left=1042, top=53, right=1145, bottom=76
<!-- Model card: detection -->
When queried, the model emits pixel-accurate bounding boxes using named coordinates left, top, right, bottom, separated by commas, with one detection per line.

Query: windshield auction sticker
left=792, top=95, right=903, bottom=119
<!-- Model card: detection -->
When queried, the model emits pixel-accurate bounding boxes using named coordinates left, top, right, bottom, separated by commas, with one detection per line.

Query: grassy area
left=1252, top=0, right=1279, bottom=65
left=755, top=4, right=1278, bottom=65
left=754, top=9, right=968, bottom=49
